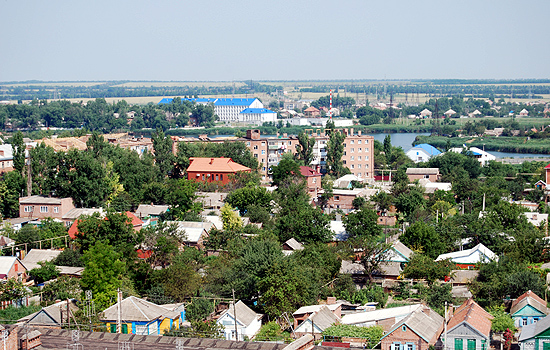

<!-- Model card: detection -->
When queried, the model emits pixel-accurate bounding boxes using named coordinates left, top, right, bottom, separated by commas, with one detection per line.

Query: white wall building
left=448, top=147, right=496, bottom=165
left=158, top=97, right=264, bottom=122
left=217, top=301, right=262, bottom=341
left=237, top=108, right=276, bottom=125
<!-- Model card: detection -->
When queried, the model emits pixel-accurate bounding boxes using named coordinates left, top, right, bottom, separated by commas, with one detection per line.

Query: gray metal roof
left=405, top=168, right=440, bottom=175
left=519, top=314, right=550, bottom=341
left=101, top=296, right=179, bottom=322
left=134, top=204, right=169, bottom=218
left=62, top=208, right=104, bottom=220
left=22, top=249, right=62, bottom=270
left=221, top=300, right=261, bottom=327
left=19, top=196, right=62, bottom=204
left=383, top=306, right=444, bottom=343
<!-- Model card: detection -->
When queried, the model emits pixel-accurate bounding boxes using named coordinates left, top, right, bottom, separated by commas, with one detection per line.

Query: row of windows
left=349, top=139, right=368, bottom=145
left=349, top=156, right=369, bottom=161
left=23, top=206, right=59, bottom=213
left=348, top=148, right=369, bottom=153
left=350, top=164, right=369, bottom=169
left=197, top=174, right=224, bottom=181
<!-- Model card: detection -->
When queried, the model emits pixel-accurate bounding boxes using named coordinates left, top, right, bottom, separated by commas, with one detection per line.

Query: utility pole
left=444, top=302, right=448, bottom=350
left=232, top=289, right=238, bottom=341
left=117, top=288, right=122, bottom=334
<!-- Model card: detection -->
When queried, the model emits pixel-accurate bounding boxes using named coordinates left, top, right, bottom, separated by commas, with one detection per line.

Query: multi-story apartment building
left=171, top=128, right=374, bottom=182
left=309, top=128, right=374, bottom=179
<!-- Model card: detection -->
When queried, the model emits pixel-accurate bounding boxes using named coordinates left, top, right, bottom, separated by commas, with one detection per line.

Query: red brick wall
left=381, top=325, right=427, bottom=350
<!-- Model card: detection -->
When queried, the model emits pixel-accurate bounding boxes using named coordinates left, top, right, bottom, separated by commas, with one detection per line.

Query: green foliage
left=417, top=283, right=452, bottom=313
left=295, top=133, right=315, bottom=166
left=74, top=211, right=140, bottom=260
left=271, top=154, right=303, bottom=186
left=0, top=279, right=30, bottom=303
left=323, top=325, right=384, bottom=347
left=41, top=276, right=82, bottom=302
left=343, top=206, right=382, bottom=239
left=29, top=261, right=60, bottom=284
left=225, top=186, right=272, bottom=216
left=221, top=203, right=243, bottom=231
left=53, top=248, right=83, bottom=267
left=152, top=128, right=175, bottom=179
left=403, top=254, right=452, bottom=284
left=256, top=321, right=291, bottom=342
left=489, top=305, right=516, bottom=332
left=338, top=284, right=388, bottom=307
left=80, top=241, right=127, bottom=311
left=186, top=298, right=215, bottom=322
left=326, top=129, right=349, bottom=177
left=400, top=221, right=442, bottom=259
left=0, top=305, right=41, bottom=324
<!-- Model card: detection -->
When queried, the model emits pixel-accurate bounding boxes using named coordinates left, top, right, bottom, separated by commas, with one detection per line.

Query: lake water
left=369, top=132, right=550, bottom=159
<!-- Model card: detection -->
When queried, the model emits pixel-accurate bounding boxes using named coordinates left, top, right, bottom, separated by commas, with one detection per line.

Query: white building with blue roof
left=158, top=97, right=264, bottom=122
left=405, top=144, right=442, bottom=163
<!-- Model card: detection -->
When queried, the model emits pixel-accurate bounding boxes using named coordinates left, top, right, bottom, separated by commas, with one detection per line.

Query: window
left=455, top=338, right=463, bottom=350
left=351, top=148, right=354, bottom=153
left=523, top=318, right=528, bottom=326
left=254, top=154, right=258, bottom=158
left=467, top=339, right=476, bottom=350
left=402, top=325, right=406, bottom=332
left=350, top=156, right=354, bottom=161
left=343, top=160, right=346, bottom=164
left=216, top=174, right=219, bottom=181
left=358, top=164, right=361, bottom=168
left=350, top=140, right=354, bottom=144
left=24, top=206, right=33, bottom=213
left=313, top=178, right=317, bottom=183
left=53, top=207, right=59, bottom=213
left=343, top=143, right=347, bottom=148
left=335, top=196, right=340, bottom=201
left=351, top=165, right=354, bottom=169
left=407, top=344, right=414, bottom=350
left=358, top=148, right=362, bottom=152
left=40, top=206, right=48, bottom=213
left=288, top=141, right=292, bottom=145
left=254, top=145, right=258, bottom=150
left=358, top=156, right=362, bottom=160
left=220, top=174, right=223, bottom=181
left=246, top=142, right=250, bottom=146
left=358, top=140, right=362, bottom=144
left=202, top=174, right=205, bottom=180
left=261, top=150, right=265, bottom=155
left=261, top=142, right=265, bottom=146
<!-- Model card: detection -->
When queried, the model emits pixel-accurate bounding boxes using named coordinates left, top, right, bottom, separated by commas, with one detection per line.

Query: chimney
left=350, top=128, right=354, bottom=136
left=358, top=130, right=361, bottom=136
left=210, top=158, right=214, bottom=164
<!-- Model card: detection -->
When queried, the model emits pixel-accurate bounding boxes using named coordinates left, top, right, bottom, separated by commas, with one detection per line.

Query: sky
left=1, top=0, right=549, bottom=82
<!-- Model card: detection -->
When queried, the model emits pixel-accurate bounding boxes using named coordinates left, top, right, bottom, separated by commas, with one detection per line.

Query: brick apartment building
left=19, top=196, right=75, bottom=219
left=171, top=128, right=374, bottom=182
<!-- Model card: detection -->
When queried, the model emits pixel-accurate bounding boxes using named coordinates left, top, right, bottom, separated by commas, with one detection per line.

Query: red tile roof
left=187, top=157, right=251, bottom=173
left=125, top=211, right=144, bottom=227
left=512, top=290, right=547, bottom=309
left=299, top=166, right=322, bottom=177
left=447, top=298, right=493, bottom=337
left=136, top=249, right=153, bottom=259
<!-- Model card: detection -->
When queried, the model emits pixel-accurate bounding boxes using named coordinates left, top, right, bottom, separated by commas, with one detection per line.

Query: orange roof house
left=299, top=166, right=322, bottom=197
left=445, top=298, right=493, bottom=350
left=187, top=157, right=251, bottom=185
left=304, top=106, right=320, bottom=117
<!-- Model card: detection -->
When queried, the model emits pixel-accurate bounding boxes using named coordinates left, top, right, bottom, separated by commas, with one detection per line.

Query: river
left=369, top=133, right=550, bottom=159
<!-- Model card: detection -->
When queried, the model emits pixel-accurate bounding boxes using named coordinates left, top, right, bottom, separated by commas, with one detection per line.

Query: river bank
left=413, top=135, right=550, bottom=155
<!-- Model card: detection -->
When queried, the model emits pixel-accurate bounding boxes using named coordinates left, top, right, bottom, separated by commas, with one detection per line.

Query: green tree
left=400, top=221, right=442, bottom=258
left=156, top=252, right=201, bottom=302
left=10, top=131, right=25, bottom=175
left=489, top=306, right=515, bottom=332
left=221, top=203, right=243, bottom=231
left=403, top=254, right=452, bottom=284
left=225, top=186, right=272, bottom=216
left=271, top=154, right=302, bottom=186
left=80, top=241, right=127, bottom=311
left=192, top=104, right=216, bottom=127
left=152, top=128, right=175, bottom=179
left=343, top=206, right=382, bottom=239
left=29, top=261, right=60, bottom=284
left=326, top=129, right=349, bottom=177
left=0, top=279, right=30, bottom=303
left=186, top=298, right=215, bottom=322
left=294, top=132, right=315, bottom=166
left=53, top=248, right=83, bottom=267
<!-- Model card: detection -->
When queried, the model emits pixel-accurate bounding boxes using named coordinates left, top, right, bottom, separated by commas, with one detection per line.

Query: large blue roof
left=413, top=144, right=442, bottom=155
left=240, top=108, right=275, bottom=114
left=214, top=98, right=257, bottom=106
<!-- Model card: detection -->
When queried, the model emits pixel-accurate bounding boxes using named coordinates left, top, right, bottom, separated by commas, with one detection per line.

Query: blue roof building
left=238, top=108, right=277, bottom=125
left=157, top=97, right=264, bottom=122
left=405, top=144, right=442, bottom=163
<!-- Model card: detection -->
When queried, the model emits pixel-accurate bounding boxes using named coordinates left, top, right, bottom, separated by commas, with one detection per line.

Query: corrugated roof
left=221, top=300, right=261, bottom=327
left=284, top=238, right=304, bottom=251
left=62, top=208, right=104, bottom=220
left=187, top=157, right=251, bottom=173
left=306, top=306, right=341, bottom=331
left=135, top=204, right=169, bottom=218
left=342, top=304, right=423, bottom=325
left=447, top=298, right=493, bottom=338
left=166, top=221, right=210, bottom=243
left=101, top=296, right=179, bottom=322
left=511, top=290, right=550, bottom=316
left=435, top=243, right=497, bottom=263
left=214, top=98, right=257, bottom=106
left=383, top=306, right=444, bottom=344
left=19, top=196, right=63, bottom=205
left=406, top=167, right=440, bottom=175
left=294, top=302, right=342, bottom=316
left=519, top=314, right=550, bottom=341
left=22, top=249, right=62, bottom=271
left=240, top=108, right=276, bottom=114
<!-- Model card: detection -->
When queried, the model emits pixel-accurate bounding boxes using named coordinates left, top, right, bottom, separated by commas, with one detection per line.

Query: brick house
left=187, top=157, right=251, bottom=185
left=406, top=168, right=441, bottom=182
left=380, top=305, right=444, bottom=350
left=300, top=166, right=322, bottom=197
left=0, top=256, right=27, bottom=281
left=19, top=196, right=75, bottom=219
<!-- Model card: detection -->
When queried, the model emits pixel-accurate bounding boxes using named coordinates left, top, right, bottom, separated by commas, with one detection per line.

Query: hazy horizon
left=2, top=0, right=549, bottom=82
